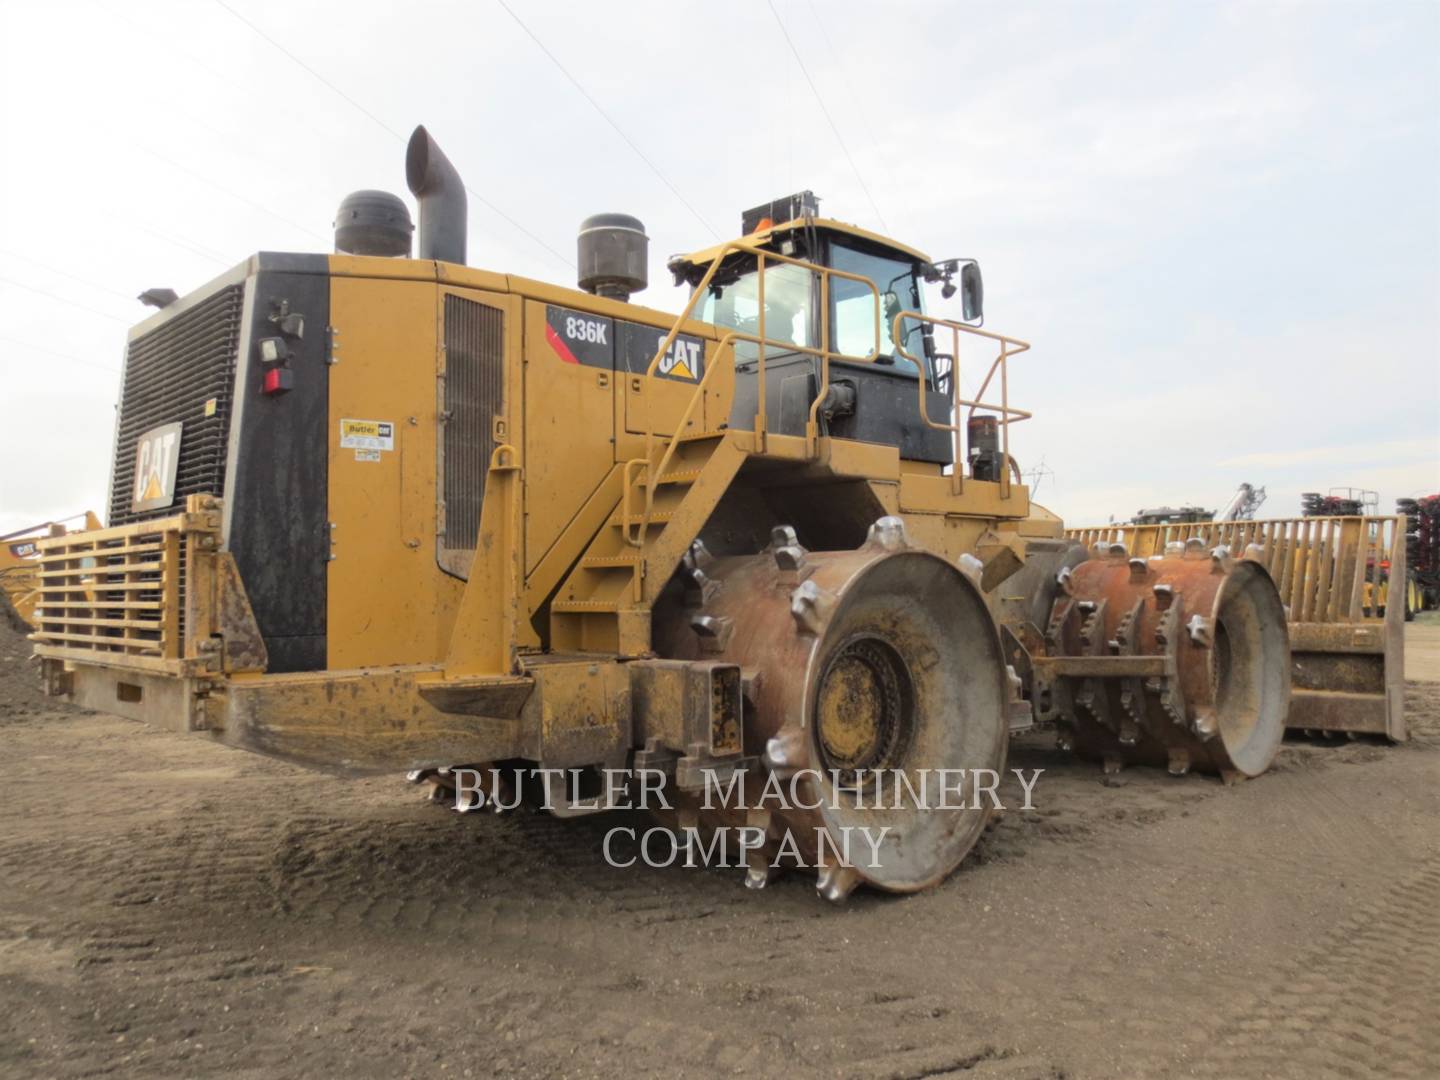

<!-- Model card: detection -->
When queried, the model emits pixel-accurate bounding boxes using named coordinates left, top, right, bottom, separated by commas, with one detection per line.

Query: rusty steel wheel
left=1036, top=540, right=1290, bottom=780
left=653, top=517, right=1013, bottom=902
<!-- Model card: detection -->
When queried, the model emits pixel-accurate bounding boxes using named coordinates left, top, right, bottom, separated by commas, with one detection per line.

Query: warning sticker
left=354, top=449, right=381, bottom=462
left=339, top=419, right=394, bottom=451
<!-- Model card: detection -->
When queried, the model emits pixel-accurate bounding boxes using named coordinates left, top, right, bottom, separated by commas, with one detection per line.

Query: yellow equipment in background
left=1, top=513, right=100, bottom=629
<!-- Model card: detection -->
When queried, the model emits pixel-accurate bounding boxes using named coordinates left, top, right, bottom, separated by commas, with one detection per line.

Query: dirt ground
left=1, top=617, right=1437, bottom=1079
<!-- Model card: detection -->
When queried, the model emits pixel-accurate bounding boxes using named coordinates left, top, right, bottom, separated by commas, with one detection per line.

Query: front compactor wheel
left=1036, top=540, right=1290, bottom=780
left=653, top=518, right=1012, bottom=901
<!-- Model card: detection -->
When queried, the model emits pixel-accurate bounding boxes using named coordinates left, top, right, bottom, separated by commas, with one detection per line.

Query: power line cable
left=211, top=0, right=576, bottom=269
left=0, top=334, right=122, bottom=375
left=139, top=146, right=330, bottom=243
left=211, top=0, right=404, bottom=140
left=130, top=223, right=234, bottom=268
left=91, top=1, right=337, bottom=147
left=0, top=276, right=132, bottom=324
left=0, top=249, right=139, bottom=303
left=495, top=0, right=721, bottom=240
left=802, top=0, right=904, bottom=211
left=765, top=0, right=889, bottom=233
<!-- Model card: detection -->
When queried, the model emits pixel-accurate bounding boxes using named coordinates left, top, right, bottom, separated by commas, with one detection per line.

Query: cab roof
left=672, top=217, right=931, bottom=277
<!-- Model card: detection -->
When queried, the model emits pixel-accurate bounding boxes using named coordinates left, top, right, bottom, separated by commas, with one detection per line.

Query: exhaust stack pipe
left=406, top=126, right=467, bottom=264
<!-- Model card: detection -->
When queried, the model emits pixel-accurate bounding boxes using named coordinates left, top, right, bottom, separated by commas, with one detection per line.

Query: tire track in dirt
left=1189, top=857, right=1440, bottom=1079
left=2, top=601, right=1436, bottom=1080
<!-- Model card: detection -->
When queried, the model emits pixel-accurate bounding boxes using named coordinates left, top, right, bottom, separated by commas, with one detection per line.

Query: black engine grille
left=109, top=285, right=245, bottom=525
left=442, top=295, right=504, bottom=550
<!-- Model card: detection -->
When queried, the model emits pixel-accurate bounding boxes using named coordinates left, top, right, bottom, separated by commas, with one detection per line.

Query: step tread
left=579, top=554, right=644, bottom=569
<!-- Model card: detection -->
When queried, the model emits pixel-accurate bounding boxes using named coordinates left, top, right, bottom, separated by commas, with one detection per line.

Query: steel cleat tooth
left=405, top=769, right=428, bottom=784
left=1210, top=545, right=1234, bottom=575
left=1186, top=614, right=1213, bottom=647
left=1056, top=733, right=1075, bottom=753
left=789, top=578, right=835, bottom=636
left=1005, top=664, right=1025, bottom=699
left=686, top=566, right=721, bottom=606
left=769, top=524, right=798, bottom=551
left=1128, top=557, right=1149, bottom=583
left=1167, top=748, right=1191, bottom=777
left=774, top=544, right=807, bottom=572
left=1183, top=537, right=1206, bottom=557
left=740, top=667, right=764, bottom=707
left=1242, top=543, right=1266, bottom=563
left=1152, top=582, right=1174, bottom=609
left=745, top=853, right=780, bottom=891
left=686, top=538, right=714, bottom=570
left=1102, top=755, right=1123, bottom=775
left=1055, top=564, right=1075, bottom=595
left=1164, top=540, right=1186, bottom=557
left=864, top=515, right=910, bottom=551
left=690, top=613, right=735, bottom=652
left=1193, top=711, right=1218, bottom=739
left=957, top=552, right=984, bottom=587
left=764, top=726, right=808, bottom=773
left=453, top=788, right=484, bottom=814
left=1106, top=542, right=1128, bottom=561
left=815, top=862, right=861, bottom=904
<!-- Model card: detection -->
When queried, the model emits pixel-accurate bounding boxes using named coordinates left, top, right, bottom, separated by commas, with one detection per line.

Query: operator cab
left=668, top=191, right=983, bottom=466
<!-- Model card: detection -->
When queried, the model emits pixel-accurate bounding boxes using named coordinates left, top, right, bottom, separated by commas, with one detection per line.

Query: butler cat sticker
left=339, top=419, right=395, bottom=451
left=131, top=422, right=183, bottom=513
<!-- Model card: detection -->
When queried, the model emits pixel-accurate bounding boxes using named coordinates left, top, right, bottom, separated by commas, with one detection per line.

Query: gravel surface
left=1, top=614, right=1437, bottom=1079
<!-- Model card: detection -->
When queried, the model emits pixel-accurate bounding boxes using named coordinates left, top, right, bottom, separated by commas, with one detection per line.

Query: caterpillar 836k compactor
left=31, top=127, right=1297, bottom=901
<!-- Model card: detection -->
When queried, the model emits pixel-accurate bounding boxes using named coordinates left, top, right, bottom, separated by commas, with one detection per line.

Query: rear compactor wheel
left=653, top=517, right=1015, bottom=902
left=1034, top=539, right=1290, bottom=780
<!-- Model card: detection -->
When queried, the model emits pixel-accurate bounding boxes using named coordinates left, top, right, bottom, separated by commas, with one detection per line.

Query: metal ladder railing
left=893, top=312, right=1032, bottom=497
left=621, top=239, right=882, bottom=544
left=621, top=240, right=1032, bottom=544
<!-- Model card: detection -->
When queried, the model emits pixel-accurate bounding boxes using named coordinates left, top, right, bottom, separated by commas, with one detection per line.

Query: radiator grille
left=109, top=285, right=245, bottom=525
left=443, top=295, right=504, bottom=550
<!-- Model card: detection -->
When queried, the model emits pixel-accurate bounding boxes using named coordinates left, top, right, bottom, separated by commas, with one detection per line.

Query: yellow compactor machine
left=29, top=127, right=1353, bottom=900
left=2, top=513, right=100, bottom=630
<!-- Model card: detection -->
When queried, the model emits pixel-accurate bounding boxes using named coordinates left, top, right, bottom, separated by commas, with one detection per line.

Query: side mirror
left=960, top=262, right=983, bottom=322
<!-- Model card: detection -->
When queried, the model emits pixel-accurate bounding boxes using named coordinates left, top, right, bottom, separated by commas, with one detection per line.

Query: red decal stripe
left=545, top=323, right=580, bottom=365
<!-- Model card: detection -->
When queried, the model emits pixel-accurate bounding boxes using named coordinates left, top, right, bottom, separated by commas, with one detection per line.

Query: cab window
left=695, top=262, right=816, bottom=348
left=828, top=240, right=926, bottom=375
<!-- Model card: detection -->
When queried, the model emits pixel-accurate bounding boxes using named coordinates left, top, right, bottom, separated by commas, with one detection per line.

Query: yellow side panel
left=327, top=275, right=462, bottom=667
left=522, top=299, right=617, bottom=575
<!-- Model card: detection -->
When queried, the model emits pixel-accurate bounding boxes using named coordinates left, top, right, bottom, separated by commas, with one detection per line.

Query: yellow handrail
left=625, top=239, right=886, bottom=543
left=622, top=242, right=1033, bottom=542
left=893, top=311, right=1031, bottom=497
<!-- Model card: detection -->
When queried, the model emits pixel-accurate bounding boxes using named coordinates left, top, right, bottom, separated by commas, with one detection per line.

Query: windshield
left=829, top=240, right=926, bottom=375
left=694, top=262, right=815, bottom=349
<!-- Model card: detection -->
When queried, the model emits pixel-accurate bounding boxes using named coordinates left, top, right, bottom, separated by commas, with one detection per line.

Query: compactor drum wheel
left=653, top=519, right=1013, bottom=901
left=1035, top=541, right=1290, bottom=780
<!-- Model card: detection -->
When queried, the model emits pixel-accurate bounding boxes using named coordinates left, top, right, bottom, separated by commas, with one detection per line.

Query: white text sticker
left=339, top=418, right=394, bottom=451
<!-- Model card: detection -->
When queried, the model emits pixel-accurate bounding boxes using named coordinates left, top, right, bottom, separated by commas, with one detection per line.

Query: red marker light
left=263, top=368, right=294, bottom=395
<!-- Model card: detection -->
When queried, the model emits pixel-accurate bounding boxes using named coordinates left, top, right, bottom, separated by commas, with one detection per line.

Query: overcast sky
left=1, top=0, right=1437, bottom=537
